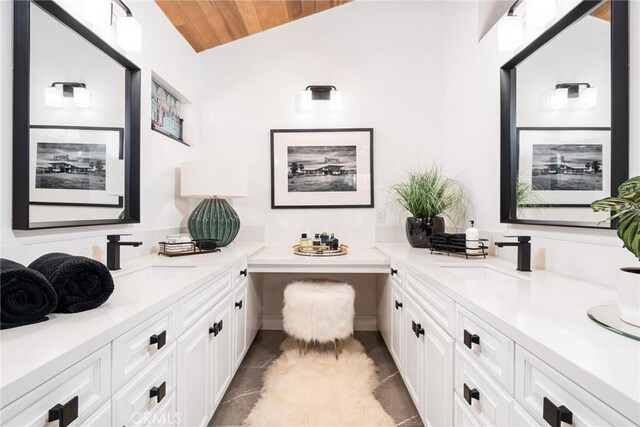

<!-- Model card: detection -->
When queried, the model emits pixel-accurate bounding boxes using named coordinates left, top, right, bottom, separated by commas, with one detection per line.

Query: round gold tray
left=293, top=244, right=349, bottom=257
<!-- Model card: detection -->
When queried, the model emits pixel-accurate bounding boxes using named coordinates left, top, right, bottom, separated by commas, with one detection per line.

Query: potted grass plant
left=393, top=167, right=464, bottom=248
left=592, top=176, right=640, bottom=326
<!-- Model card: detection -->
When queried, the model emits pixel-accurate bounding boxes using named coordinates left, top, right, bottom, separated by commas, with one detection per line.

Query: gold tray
left=293, top=244, right=349, bottom=257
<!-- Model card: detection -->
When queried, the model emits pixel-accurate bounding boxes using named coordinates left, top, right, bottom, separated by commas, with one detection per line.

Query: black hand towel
left=29, top=253, right=114, bottom=313
left=1, top=259, right=58, bottom=329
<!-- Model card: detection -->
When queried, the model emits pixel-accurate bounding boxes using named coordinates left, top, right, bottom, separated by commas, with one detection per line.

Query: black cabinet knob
left=150, top=382, right=166, bottom=403
left=411, top=320, right=425, bottom=338
left=463, top=383, right=480, bottom=405
left=240, top=269, right=248, bottom=277
left=395, top=300, right=403, bottom=310
left=390, top=268, right=398, bottom=276
left=235, top=300, right=243, bottom=309
left=543, top=397, right=573, bottom=427
left=48, top=396, right=79, bottom=427
left=150, top=330, right=167, bottom=350
left=209, top=320, right=224, bottom=336
left=463, top=329, right=480, bottom=349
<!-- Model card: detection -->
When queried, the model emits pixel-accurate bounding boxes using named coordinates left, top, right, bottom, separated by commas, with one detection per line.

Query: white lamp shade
left=526, top=0, right=556, bottom=27
left=498, top=15, right=523, bottom=51
left=116, top=16, right=142, bottom=52
left=579, top=86, right=598, bottom=109
left=548, top=87, right=568, bottom=110
left=181, top=161, right=248, bottom=198
left=73, top=86, right=92, bottom=108
left=45, top=85, right=63, bottom=108
left=329, top=90, right=342, bottom=111
left=300, top=90, right=312, bottom=111
left=106, top=159, right=125, bottom=196
left=80, top=0, right=112, bottom=26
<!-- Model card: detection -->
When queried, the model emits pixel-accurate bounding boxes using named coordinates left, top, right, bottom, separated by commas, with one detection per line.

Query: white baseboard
left=261, top=314, right=378, bottom=332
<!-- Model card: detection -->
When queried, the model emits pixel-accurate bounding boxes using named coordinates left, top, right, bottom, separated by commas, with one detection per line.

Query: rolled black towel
left=29, top=253, right=114, bottom=313
left=1, top=259, right=58, bottom=329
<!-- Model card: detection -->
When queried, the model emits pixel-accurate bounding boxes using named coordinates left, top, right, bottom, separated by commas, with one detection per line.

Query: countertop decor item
left=587, top=305, right=640, bottom=342
left=430, top=233, right=488, bottom=259
left=292, top=244, right=349, bottom=257
left=158, top=239, right=221, bottom=257
left=393, top=166, right=464, bottom=248
left=181, top=161, right=248, bottom=247
left=591, top=175, right=640, bottom=327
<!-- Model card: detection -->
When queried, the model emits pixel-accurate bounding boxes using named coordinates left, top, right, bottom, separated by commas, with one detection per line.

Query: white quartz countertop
left=0, top=242, right=264, bottom=407
left=375, top=243, right=640, bottom=424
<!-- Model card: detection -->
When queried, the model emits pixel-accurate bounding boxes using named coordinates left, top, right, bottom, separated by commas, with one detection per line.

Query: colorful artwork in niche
left=151, top=79, right=185, bottom=144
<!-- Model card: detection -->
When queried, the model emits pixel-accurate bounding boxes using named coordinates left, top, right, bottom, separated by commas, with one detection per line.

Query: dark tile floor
left=208, top=330, right=423, bottom=426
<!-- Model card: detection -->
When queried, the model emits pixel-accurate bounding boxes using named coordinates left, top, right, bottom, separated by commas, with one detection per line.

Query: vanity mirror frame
left=12, top=0, right=141, bottom=230
left=500, top=0, right=629, bottom=229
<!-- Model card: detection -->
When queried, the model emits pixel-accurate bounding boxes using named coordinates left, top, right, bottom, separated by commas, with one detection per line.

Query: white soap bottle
left=466, top=220, right=479, bottom=250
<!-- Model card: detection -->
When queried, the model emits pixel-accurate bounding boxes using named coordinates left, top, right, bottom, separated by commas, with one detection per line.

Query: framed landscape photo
left=517, top=127, right=611, bottom=207
left=271, top=128, right=374, bottom=208
left=29, top=126, right=124, bottom=207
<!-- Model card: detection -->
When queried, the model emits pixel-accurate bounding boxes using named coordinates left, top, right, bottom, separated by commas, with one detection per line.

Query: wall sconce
left=80, top=0, right=141, bottom=52
left=44, top=82, right=91, bottom=108
left=547, top=83, right=597, bottom=110
left=300, top=85, right=341, bottom=111
left=498, top=0, right=523, bottom=51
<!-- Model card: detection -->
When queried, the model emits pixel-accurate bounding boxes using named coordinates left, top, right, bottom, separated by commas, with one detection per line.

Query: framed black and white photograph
left=29, top=126, right=124, bottom=207
left=271, top=128, right=374, bottom=208
left=517, top=127, right=611, bottom=206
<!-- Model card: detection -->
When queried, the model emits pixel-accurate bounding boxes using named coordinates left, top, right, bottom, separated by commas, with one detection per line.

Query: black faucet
left=495, top=236, right=531, bottom=272
left=107, top=234, right=142, bottom=271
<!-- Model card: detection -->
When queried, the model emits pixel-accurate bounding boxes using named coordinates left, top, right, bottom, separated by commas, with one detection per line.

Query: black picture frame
left=270, top=128, right=374, bottom=209
left=13, top=0, right=141, bottom=230
left=500, top=0, right=629, bottom=229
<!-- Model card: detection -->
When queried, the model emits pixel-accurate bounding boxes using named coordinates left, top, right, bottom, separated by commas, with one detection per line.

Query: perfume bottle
left=320, top=232, right=329, bottom=245
left=313, top=234, right=321, bottom=247
left=330, top=233, right=339, bottom=250
left=300, top=233, right=310, bottom=249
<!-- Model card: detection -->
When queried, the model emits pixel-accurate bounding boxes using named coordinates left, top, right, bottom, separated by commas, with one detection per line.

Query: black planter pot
left=405, top=216, right=445, bottom=248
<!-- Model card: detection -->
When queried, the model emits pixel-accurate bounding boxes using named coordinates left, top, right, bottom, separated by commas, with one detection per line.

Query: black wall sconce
left=301, top=85, right=341, bottom=111
left=45, top=82, right=91, bottom=108
left=549, top=82, right=597, bottom=109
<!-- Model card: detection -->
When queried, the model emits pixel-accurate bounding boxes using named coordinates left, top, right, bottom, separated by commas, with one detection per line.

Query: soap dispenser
left=466, top=220, right=479, bottom=250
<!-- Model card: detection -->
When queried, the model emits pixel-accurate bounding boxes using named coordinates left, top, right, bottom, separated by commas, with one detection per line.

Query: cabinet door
left=402, top=293, right=423, bottom=411
left=422, top=312, right=454, bottom=427
left=233, top=282, right=248, bottom=370
left=391, top=282, right=404, bottom=370
left=177, top=313, right=211, bottom=427
left=377, top=271, right=393, bottom=347
left=210, top=295, right=233, bottom=409
left=246, top=270, right=262, bottom=346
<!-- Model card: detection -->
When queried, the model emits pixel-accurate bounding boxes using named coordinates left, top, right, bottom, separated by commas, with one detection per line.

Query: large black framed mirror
left=13, top=0, right=141, bottom=230
left=500, top=0, right=629, bottom=229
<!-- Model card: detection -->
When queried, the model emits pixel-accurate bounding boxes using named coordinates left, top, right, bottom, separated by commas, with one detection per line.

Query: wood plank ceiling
left=156, top=0, right=351, bottom=52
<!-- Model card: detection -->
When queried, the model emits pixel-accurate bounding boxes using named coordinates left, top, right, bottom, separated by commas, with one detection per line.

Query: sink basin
left=116, top=265, right=196, bottom=281
left=441, top=266, right=525, bottom=281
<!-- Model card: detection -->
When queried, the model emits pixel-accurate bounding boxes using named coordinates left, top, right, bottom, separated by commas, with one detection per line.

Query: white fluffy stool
left=283, top=281, right=355, bottom=358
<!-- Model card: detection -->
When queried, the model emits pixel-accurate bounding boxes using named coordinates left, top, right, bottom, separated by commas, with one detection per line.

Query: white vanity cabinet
left=377, top=262, right=405, bottom=370
left=233, top=280, right=249, bottom=370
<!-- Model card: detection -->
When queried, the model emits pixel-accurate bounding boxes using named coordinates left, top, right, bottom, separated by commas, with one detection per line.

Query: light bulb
left=80, top=0, right=112, bottom=26
left=548, top=88, right=568, bottom=110
left=45, top=85, right=63, bottom=108
left=73, top=87, right=92, bottom=108
left=526, top=0, right=557, bottom=27
left=498, top=14, right=524, bottom=51
left=579, top=86, right=597, bottom=109
left=116, top=16, right=142, bottom=52
left=329, top=90, right=341, bottom=111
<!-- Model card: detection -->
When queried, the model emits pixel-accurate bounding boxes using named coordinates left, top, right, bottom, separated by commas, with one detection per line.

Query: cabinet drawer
left=178, top=275, right=231, bottom=334
left=515, top=346, right=633, bottom=427
left=455, top=345, right=512, bottom=426
left=455, top=304, right=514, bottom=394
left=112, top=304, right=178, bottom=392
left=454, top=393, right=483, bottom=427
left=390, top=261, right=403, bottom=288
left=0, top=345, right=110, bottom=427
left=406, top=271, right=454, bottom=334
left=79, top=399, right=111, bottom=426
left=113, top=343, right=177, bottom=427
left=234, top=261, right=249, bottom=286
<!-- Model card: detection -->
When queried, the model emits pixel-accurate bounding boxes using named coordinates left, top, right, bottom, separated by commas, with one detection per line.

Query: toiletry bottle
left=320, top=232, right=329, bottom=245
left=300, top=233, right=309, bottom=249
left=313, top=234, right=321, bottom=247
left=466, top=220, right=479, bottom=250
left=330, top=233, right=339, bottom=250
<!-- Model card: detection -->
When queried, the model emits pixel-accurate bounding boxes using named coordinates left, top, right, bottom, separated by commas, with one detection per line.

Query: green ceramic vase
left=187, top=198, right=240, bottom=247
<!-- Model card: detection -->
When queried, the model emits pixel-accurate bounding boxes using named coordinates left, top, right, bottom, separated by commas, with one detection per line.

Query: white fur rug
left=244, top=337, right=395, bottom=427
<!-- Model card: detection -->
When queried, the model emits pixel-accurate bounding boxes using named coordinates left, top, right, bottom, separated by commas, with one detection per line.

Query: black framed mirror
left=13, top=0, right=141, bottom=230
left=500, top=0, right=629, bottom=229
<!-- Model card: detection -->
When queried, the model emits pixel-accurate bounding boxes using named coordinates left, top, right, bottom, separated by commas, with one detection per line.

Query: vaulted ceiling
left=156, top=0, right=351, bottom=52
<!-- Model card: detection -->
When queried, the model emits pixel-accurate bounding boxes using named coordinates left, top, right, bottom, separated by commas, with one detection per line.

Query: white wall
left=196, top=1, right=449, bottom=248
left=0, top=0, right=201, bottom=265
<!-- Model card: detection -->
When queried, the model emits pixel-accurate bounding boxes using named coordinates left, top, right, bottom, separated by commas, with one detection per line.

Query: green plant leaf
left=617, top=176, right=640, bottom=200
left=616, top=207, right=640, bottom=259
left=591, top=197, right=633, bottom=212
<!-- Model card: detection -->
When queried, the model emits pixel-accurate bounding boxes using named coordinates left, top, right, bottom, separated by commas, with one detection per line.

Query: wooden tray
left=293, top=244, right=349, bottom=257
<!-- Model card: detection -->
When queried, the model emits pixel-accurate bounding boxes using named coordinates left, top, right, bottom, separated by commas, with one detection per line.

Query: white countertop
left=0, top=242, right=264, bottom=407
left=375, top=243, right=640, bottom=424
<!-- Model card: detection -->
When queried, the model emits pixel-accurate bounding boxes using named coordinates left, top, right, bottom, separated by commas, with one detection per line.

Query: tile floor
left=208, top=330, right=423, bottom=426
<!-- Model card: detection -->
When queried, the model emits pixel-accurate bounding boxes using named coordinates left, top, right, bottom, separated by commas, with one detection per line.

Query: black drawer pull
left=150, top=382, right=166, bottom=403
left=463, top=383, right=480, bottom=405
left=150, top=330, right=167, bottom=350
left=463, top=329, right=480, bottom=349
left=235, top=300, right=243, bottom=309
left=240, top=268, right=248, bottom=277
left=411, top=320, right=425, bottom=338
left=48, top=396, right=79, bottom=427
left=395, top=300, right=403, bottom=310
left=390, top=268, right=398, bottom=276
left=209, top=320, right=224, bottom=336
left=543, top=397, right=573, bottom=427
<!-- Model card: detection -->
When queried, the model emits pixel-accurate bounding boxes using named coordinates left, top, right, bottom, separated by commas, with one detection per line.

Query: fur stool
left=283, top=280, right=355, bottom=359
